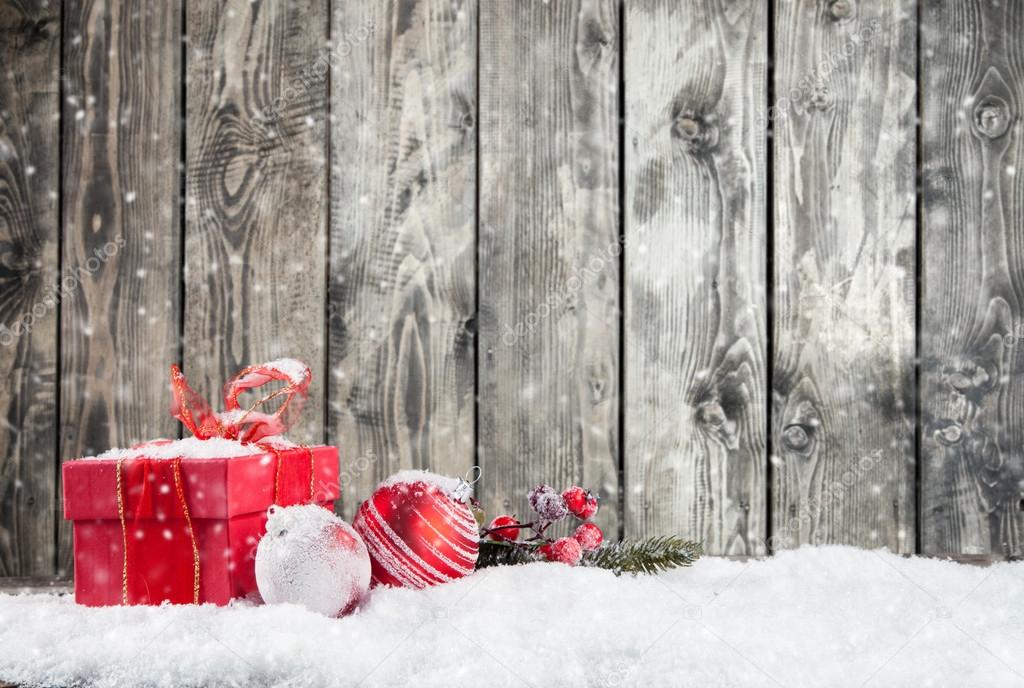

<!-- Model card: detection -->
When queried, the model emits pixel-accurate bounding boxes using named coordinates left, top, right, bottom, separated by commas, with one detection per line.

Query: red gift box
left=63, top=444, right=339, bottom=606
left=61, top=359, right=340, bottom=606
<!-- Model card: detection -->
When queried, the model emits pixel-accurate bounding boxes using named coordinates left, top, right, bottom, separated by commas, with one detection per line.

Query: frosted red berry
left=528, top=484, right=554, bottom=510
left=529, top=484, right=568, bottom=521
left=573, top=522, right=603, bottom=551
left=562, top=486, right=599, bottom=520
left=487, top=515, right=521, bottom=542
left=538, top=537, right=583, bottom=565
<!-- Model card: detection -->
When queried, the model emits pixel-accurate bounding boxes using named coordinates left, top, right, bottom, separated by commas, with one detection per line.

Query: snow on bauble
left=255, top=504, right=370, bottom=617
left=352, top=470, right=479, bottom=589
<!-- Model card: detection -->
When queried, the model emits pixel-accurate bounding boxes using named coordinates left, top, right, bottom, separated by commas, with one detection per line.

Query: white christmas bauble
left=255, top=504, right=371, bottom=617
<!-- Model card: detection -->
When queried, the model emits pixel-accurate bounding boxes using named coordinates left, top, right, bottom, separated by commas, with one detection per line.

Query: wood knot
left=947, top=372, right=972, bottom=391
left=255, top=145, right=273, bottom=166
left=935, top=422, right=963, bottom=445
left=33, top=17, right=55, bottom=40
left=945, top=361, right=993, bottom=396
left=15, top=16, right=55, bottom=45
left=672, top=114, right=717, bottom=154
left=828, top=0, right=854, bottom=21
left=675, top=117, right=700, bottom=139
left=697, top=401, right=726, bottom=427
left=460, top=112, right=475, bottom=130
left=782, top=424, right=811, bottom=451
left=972, top=95, right=1011, bottom=139
left=808, top=85, right=834, bottom=112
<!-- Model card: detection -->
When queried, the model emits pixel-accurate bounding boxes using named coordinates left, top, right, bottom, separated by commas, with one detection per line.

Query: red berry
left=529, top=485, right=569, bottom=521
left=528, top=484, right=554, bottom=510
left=538, top=537, right=583, bottom=565
left=487, top=515, right=521, bottom=542
left=573, top=523, right=603, bottom=550
left=562, top=486, right=599, bottom=520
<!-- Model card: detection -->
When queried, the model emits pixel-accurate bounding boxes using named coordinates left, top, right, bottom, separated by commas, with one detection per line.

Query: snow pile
left=88, top=436, right=294, bottom=460
left=378, top=470, right=464, bottom=496
left=1, top=547, right=1022, bottom=687
left=236, top=358, right=309, bottom=386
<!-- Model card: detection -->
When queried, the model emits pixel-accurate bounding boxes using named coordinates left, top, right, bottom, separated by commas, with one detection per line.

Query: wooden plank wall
left=772, top=0, right=917, bottom=552
left=0, top=0, right=60, bottom=577
left=624, top=0, right=767, bottom=555
left=59, top=0, right=183, bottom=577
left=330, top=0, right=476, bottom=519
left=1, top=0, right=1024, bottom=577
left=185, top=0, right=328, bottom=445
left=921, top=0, right=1024, bottom=557
left=478, top=0, right=621, bottom=536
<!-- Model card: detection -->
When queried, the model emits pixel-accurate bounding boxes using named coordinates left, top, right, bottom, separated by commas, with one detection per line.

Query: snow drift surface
left=0, top=546, right=1021, bottom=687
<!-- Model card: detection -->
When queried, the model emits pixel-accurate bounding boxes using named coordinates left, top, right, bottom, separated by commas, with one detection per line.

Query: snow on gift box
left=61, top=359, right=340, bottom=607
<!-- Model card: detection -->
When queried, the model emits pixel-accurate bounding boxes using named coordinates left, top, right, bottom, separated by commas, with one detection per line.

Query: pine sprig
left=476, top=540, right=536, bottom=568
left=582, top=536, right=703, bottom=575
left=476, top=536, right=702, bottom=575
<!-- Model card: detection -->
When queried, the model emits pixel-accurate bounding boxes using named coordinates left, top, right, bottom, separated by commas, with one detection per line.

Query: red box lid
left=63, top=445, right=339, bottom=520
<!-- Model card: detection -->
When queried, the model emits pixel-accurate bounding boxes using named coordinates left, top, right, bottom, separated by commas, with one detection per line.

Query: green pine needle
left=476, top=540, right=536, bottom=568
left=476, top=536, right=703, bottom=575
left=582, top=536, right=703, bottom=575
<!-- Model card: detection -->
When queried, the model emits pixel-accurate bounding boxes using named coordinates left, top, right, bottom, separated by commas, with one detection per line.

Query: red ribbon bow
left=170, top=359, right=312, bottom=444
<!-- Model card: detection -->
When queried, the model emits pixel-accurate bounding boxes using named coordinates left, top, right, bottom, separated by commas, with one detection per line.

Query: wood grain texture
left=329, top=1, right=476, bottom=518
left=0, top=0, right=60, bottom=576
left=185, top=0, right=327, bottom=443
left=478, top=0, right=620, bottom=534
left=60, top=0, right=182, bottom=574
left=623, top=0, right=767, bottom=554
left=0, top=576, right=71, bottom=593
left=772, top=0, right=916, bottom=551
left=921, top=0, right=1024, bottom=557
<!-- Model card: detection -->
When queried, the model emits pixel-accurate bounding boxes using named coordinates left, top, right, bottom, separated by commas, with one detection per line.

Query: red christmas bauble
left=352, top=471, right=479, bottom=588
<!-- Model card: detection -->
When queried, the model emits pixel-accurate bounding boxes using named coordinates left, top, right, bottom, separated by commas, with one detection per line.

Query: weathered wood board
left=59, top=0, right=183, bottom=574
left=185, top=0, right=327, bottom=444
left=328, top=0, right=477, bottom=519
left=771, top=0, right=917, bottom=551
left=478, top=0, right=620, bottom=534
left=4, top=0, right=1024, bottom=571
left=623, top=0, right=767, bottom=554
left=0, top=0, right=60, bottom=576
left=920, top=0, right=1024, bottom=557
